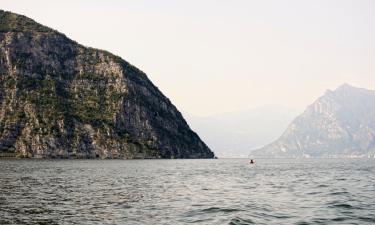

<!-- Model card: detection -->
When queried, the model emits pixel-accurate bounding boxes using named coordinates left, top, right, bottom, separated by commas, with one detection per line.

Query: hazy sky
left=2, top=0, right=375, bottom=116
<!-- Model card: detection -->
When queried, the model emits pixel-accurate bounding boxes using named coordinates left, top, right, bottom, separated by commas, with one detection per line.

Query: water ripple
left=0, top=158, right=374, bottom=224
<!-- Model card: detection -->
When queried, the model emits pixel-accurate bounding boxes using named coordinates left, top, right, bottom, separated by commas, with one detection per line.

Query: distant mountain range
left=252, top=84, right=375, bottom=158
left=184, top=106, right=299, bottom=158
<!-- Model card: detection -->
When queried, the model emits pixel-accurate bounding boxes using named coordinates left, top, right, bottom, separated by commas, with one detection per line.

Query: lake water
left=0, top=159, right=374, bottom=225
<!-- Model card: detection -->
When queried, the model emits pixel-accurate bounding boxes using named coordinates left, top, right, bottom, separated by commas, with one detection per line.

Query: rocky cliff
left=0, top=10, right=214, bottom=159
left=252, top=84, right=375, bottom=158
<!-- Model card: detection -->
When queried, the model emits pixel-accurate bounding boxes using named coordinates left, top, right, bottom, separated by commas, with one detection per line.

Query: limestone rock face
left=0, top=10, right=214, bottom=159
left=252, top=84, right=375, bottom=158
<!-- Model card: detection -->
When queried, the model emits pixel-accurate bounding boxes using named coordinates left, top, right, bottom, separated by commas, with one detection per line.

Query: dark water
left=0, top=159, right=374, bottom=225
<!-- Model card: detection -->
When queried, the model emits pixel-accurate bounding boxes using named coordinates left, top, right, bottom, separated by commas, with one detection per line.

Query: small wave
left=331, top=217, right=350, bottom=222
left=328, top=203, right=354, bottom=209
left=23, top=208, right=53, bottom=215
left=358, top=216, right=375, bottom=223
left=201, top=207, right=243, bottom=213
left=229, top=217, right=255, bottom=225
left=182, top=207, right=243, bottom=218
left=254, top=212, right=293, bottom=220
left=306, top=191, right=321, bottom=195
left=329, top=191, right=350, bottom=196
left=295, top=222, right=311, bottom=225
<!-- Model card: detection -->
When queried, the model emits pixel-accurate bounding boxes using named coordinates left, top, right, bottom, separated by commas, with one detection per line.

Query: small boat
left=249, top=159, right=255, bottom=164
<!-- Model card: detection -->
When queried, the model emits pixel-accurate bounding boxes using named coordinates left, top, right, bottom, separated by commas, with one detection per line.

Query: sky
left=2, top=0, right=375, bottom=116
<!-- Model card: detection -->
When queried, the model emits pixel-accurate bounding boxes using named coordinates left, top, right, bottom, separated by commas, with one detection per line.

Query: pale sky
left=2, top=0, right=375, bottom=116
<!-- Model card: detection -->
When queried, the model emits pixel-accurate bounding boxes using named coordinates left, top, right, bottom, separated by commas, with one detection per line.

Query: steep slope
left=252, top=84, right=375, bottom=158
left=0, top=10, right=214, bottom=159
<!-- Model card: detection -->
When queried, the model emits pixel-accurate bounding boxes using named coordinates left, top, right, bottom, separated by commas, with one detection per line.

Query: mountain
left=252, top=84, right=375, bottom=158
left=185, top=105, right=299, bottom=158
left=0, top=10, right=214, bottom=159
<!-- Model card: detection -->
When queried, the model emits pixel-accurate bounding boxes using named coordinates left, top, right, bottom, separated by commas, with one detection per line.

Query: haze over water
left=1, top=159, right=374, bottom=224
left=2, top=0, right=375, bottom=116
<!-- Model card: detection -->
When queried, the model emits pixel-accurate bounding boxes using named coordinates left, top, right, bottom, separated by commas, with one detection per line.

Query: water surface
left=0, top=159, right=374, bottom=224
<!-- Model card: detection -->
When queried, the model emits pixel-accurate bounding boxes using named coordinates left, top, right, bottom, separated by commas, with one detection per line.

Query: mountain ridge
left=0, top=10, right=214, bottom=159
left=251, top=84, right=375, bottom=158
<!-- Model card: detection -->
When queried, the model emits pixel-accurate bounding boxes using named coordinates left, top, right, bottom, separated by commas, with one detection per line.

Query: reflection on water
left=0, top=159, right=374, bottom=224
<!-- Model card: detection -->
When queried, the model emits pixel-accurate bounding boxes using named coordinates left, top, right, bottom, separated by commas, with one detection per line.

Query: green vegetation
left=0, top=10, right=52, bottom=32
left=0, top=9, right=214, bottom=159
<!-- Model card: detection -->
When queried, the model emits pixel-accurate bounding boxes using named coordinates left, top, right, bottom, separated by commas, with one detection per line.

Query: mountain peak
left=335, top=83, right=356, bottom=91
left=0, top=10, right=52, bottom=33
left=253, top=84, right=375, bottom=158
left=324, top=84, right=357, bottom=97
